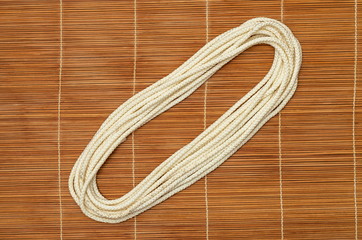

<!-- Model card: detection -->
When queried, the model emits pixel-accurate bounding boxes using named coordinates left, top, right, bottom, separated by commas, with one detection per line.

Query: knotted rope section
left=69, top=17, right=302, bottom=223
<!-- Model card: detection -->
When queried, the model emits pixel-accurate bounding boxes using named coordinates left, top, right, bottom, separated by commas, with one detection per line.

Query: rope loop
left=69, top=17, right=302, bottom=223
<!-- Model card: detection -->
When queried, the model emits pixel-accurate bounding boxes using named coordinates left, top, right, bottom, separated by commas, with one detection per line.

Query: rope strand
left=69, top=17, right=302, bottom=223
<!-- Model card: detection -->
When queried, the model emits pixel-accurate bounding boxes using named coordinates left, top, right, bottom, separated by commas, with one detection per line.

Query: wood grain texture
left=283, top=2, right=357, bottom=239
left=0, top=0, right=361, bottom=239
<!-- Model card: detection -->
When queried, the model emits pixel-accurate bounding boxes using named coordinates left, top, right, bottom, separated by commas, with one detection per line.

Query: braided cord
left=69, top=17, right=302, bottom=223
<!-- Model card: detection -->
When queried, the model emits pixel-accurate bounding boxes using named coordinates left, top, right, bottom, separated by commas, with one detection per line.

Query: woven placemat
left=0, top=0, right=361, bottom=239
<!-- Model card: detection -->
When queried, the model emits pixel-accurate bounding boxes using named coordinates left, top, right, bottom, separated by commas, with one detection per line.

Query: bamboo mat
left=0, top=0, right=361, bottom=239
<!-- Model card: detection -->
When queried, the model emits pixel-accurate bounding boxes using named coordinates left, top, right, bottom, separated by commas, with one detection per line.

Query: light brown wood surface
left=0, top=0, right=361, bottom=239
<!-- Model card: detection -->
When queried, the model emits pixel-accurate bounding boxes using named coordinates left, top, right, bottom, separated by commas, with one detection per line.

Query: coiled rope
left=69, top=17, right=302, bottom=223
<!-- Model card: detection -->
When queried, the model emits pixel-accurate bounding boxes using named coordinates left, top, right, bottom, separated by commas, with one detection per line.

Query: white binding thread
left=132, top=0, right=137, bottom=237
left=68, top=17, right=302, bottom=223
left=57, top=0, right=64, bottom=237
left=204, top=0, right=210, bottom=238
left=353, top=0, right=359, bottom=238
left=279, top=2, right=285, bottom=239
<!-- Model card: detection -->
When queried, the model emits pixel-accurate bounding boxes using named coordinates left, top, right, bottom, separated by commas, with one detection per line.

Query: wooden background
left=0, top=0, right=361, bottom=239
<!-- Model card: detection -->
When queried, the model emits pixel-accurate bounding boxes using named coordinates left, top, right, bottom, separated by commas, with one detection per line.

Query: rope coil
left=69, top=17, right=302, bottom=223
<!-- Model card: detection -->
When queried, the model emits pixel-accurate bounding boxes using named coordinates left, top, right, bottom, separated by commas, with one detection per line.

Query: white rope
left=69, top=17, right=302, bottom=223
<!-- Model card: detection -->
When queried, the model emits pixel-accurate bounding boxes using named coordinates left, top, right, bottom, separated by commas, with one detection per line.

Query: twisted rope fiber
left=69, top=17, right=302, bottom=223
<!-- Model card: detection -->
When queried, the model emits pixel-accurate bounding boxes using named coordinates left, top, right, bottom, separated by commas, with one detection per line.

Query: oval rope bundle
left=69, top=17, right=302, bottom=223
